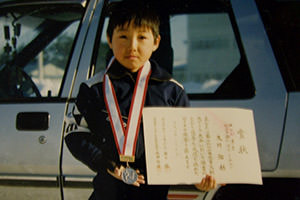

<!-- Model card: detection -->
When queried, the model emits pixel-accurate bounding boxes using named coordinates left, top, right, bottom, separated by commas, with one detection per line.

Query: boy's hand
left=107, top=165, right=145, bottom=187
left=194, top=175, right=217, bottom=192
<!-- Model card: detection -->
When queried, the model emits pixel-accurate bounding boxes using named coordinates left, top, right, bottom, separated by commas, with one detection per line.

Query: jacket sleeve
left=64, top=83, right=116, bottom=173
left=175, top=87, right=190, bottom=107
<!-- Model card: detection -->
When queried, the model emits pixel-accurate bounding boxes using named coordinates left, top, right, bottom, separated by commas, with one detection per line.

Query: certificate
left=142, top=107, right=262, bottom=185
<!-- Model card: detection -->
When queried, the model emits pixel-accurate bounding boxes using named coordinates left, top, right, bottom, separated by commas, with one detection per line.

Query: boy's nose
left=128, top=38, right=138, bottom=51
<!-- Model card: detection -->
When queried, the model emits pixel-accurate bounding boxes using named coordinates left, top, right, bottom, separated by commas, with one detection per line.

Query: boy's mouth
left=126, top=55, right=138, bottom=60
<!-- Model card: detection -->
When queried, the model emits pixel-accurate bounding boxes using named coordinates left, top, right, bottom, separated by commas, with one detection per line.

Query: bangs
left=116, top=16, right=158, bottom=33
left=106, top=1, right=160, bottom=40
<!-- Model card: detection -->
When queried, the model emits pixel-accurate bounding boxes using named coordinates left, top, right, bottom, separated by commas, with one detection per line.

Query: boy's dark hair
left=106, top=1, right=160, bottom=42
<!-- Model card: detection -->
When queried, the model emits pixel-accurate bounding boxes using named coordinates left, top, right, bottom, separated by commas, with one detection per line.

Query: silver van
left=0, top=0, right=299, bottom=199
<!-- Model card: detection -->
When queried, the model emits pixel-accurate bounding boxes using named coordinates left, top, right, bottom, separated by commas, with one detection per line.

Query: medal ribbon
left=103, top=58, right=151, bottom=161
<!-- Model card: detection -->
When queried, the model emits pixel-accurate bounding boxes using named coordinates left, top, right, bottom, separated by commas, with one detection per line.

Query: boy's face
left=107, top=20, right=160, bottom=72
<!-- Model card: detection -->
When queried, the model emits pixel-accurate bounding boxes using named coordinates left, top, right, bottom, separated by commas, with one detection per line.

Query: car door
left=61, top=0, right=105, bottom=199
left=0, top=1, right=86, bottom=199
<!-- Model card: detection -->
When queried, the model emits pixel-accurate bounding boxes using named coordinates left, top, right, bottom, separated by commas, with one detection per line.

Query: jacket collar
left=107, top=59, right=172, bottom=81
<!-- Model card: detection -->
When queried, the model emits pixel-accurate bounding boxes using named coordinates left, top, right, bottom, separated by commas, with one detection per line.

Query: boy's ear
left=152, top=35, right=161, bottom=52
left=107, top=35, right=112, bottom=49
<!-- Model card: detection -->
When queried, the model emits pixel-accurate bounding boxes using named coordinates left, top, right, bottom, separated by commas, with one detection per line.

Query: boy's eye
left=119, top=35, right=127, bottom=39
left=138, top=35, right=147, bottom=40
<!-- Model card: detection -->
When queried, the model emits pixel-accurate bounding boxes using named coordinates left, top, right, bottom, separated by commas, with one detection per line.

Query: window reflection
left=171, top=14, right=240, bottom=94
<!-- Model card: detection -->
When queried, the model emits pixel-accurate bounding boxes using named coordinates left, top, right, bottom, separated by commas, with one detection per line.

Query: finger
left=199, top=176, right=205, bottom=187
left=195, top=178, right=205, bottom=191
left=205, top=175, right=213, bottom=190
left=119, top=165, right=125, bottom=171
left=138, top=180, right=145, bottom=185
left=205, top=176, right=216, bottom=190
left=107, top=168, right=122, bottom=181
left=207, top=175, right=212, bottom=188
left=111, top=165, right=126, bottom=180
left=114, top=165, right=124, bottom=176
left=202, top=175, right=213, bottom=191
left=209, top=176, right=216, bottom=189
left=133, top=181, right=140, bottom=187
left=138, top=174, right=145, bottom=181
left=203, top=175, right=209, bottom=190
left=213, top=179, right=216, bottom=189
left=137, top=176, right=145, bottom=184
left=133, top=176, right=145, bottom=187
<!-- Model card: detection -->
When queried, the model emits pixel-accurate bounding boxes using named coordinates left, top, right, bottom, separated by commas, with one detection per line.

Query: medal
left=103, top=57, right=151, bottom=184
left=122, top=165, right=138, bottom=185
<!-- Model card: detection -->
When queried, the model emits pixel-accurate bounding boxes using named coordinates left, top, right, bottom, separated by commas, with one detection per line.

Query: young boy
left=65, top=1, right=216, bottom=199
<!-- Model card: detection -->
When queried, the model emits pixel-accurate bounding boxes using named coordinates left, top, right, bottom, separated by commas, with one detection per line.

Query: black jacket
left=65, top=59, right=189, bottom=186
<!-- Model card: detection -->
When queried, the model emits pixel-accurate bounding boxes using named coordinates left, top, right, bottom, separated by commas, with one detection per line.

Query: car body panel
left=276, top=92, right=300, bottom=175
left=0, top=103, right=65, bottom=198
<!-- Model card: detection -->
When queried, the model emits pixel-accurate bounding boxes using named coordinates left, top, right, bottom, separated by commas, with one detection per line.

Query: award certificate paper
left=142, top=107, right=262, bottom=185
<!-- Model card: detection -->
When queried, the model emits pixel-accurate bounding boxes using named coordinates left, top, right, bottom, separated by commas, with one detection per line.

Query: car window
left=171, top=13, right=240, bottom=94
left=93, top=0, right=255, bottom=99
left=0, top=3, right=83, bottom=99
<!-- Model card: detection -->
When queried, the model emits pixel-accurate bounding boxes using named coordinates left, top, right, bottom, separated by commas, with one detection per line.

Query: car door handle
left=16, top=112, right=49, bottom=131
